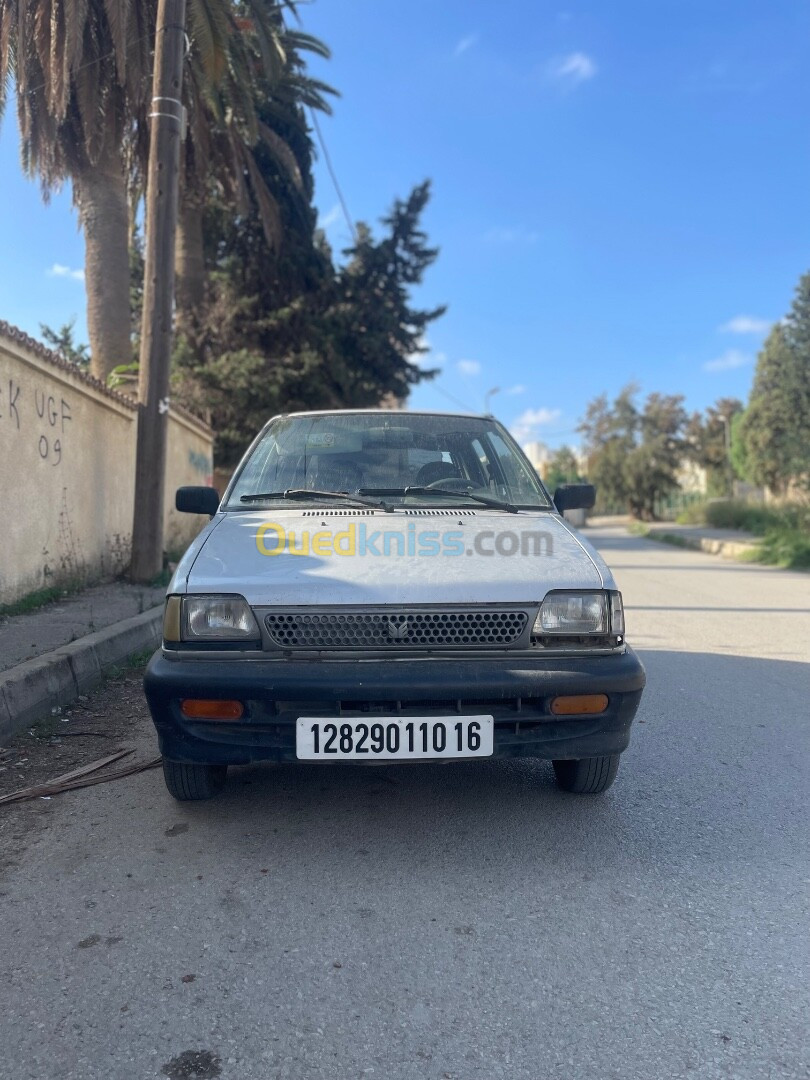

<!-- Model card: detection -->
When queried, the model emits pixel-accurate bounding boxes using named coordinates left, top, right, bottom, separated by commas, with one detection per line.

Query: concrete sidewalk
left=0, top=582, right=166, bottom=743
left=629, top=521, right=761, bottom=560
left=1, top=582, right=165, bottom=672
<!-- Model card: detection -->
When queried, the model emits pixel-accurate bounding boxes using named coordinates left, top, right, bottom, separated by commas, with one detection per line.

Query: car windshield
left=226, top=413, right=553, bottom=510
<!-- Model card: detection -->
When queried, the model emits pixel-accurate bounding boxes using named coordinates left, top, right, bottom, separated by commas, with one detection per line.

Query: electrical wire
left=20, top=30, right=157, bottom=101
left=308, top=105, right=356, bottom=243
left=425, top=381, right=477, bottom=413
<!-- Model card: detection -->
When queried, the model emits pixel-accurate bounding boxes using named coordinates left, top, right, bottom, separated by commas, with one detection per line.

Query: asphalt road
left=2, top=525, right=809, bottom=1080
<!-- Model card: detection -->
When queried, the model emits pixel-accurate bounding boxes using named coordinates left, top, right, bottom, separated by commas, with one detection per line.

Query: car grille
left=264, top=608, right=530, bottom=649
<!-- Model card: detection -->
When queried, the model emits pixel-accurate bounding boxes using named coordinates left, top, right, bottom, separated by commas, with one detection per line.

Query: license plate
left=296, top=716, right=494, bottom=760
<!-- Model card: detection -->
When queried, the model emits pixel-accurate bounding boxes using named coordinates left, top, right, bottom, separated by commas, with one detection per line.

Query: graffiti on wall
left=0, top=376, right=72, bottom=466
left=189, top=449, right=214, bottom=486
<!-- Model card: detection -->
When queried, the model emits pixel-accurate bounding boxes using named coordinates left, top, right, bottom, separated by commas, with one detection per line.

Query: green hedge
left=676, top=500, right=810, bottom=569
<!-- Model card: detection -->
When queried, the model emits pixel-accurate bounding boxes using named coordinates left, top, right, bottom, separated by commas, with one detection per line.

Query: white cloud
left=703, top=349, right=751, bottom=373
left=457, top=359, right=481, bottom=377
left=719, top=315, right=771, bottom=335
left=47, top=263, right=84, bottom=282
left=548, top=52, right=597, bottom=87
left=483, top=227, right=540, bottom=246
left=408, top=336, right=446, bottom=371
left=454, top=34, right=478, bottom=57
left=510, top=407, right=562, bottom=442
left=318, top=204, right=342, bottom=230
left=505, top=384, right=526, bottom=396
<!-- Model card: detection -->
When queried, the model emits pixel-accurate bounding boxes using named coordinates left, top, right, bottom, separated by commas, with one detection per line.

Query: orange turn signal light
left=181, top=699, right=244, bottom=720
left=550, top=694, right=608, bottom=716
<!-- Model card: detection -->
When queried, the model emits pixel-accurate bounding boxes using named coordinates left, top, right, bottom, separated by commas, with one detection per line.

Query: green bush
left=705, top=500, right=781, bottom=533
left=752, top=531, right=810, bottom=569
left=675, top=499, right=810, bottom=569
left=675, top=502, right=709, bottom=525
left=678, top=499, right=810, bottom=534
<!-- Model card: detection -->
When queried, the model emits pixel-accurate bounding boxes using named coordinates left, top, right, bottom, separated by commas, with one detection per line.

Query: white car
left=145, top=410, right=645, bottom=800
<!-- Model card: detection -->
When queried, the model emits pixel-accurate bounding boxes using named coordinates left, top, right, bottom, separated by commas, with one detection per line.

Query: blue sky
left=2, top=0, right=809, bottom=449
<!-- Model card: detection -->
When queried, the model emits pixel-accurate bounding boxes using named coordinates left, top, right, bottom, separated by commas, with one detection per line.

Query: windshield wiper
left=239, top=489, right=392, bottom=511
left=358, top=486, right=519, bottom=513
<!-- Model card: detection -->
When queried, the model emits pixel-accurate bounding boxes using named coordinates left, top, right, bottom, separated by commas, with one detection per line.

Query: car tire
left=552, top=754, right=620, bottom=794
left=162, top=758, right=228, bottom=801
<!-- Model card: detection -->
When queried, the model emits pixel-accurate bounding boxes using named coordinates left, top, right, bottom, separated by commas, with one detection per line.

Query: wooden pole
left=130, top=0, right=187, bottom=582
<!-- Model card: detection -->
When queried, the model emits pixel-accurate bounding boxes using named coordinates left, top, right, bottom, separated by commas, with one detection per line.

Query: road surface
left=2, top=524, right=809, bottom=1080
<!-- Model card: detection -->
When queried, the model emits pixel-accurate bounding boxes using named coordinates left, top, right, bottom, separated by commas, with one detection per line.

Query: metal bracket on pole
left=149, top=96, right=187, bottom=140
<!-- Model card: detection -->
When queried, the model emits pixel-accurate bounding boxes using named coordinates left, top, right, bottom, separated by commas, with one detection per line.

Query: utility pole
left=130, top=0, right=187, bottom=582
left=719, top=412, right=733, bottom=497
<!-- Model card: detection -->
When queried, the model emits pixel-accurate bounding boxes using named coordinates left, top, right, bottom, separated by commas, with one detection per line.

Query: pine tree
left=781, top=271, right=810, bottom=460
left=741, top=314, right=809, bottom=493
left=175, top=181, right=445, bottom=465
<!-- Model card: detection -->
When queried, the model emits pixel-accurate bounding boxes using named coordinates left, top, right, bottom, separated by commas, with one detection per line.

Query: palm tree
left=0, top=0, right=327, bottom=382
left=173, top=22, right=334, bottom=342
left=0, top=0, right=153, bottom=380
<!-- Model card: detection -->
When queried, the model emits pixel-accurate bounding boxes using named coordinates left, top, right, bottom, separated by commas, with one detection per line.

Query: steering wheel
left=426, top=478, right=476, bottom=492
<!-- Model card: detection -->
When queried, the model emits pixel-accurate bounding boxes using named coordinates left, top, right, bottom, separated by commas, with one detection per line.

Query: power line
left=21, top=31, right=156, bottom=100
left=427, top=381, right=477, bottom=413
left=309, top=106, right=356, bottom=243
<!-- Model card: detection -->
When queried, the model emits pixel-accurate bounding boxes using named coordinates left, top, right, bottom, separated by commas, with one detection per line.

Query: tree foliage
left=686, top=397, right=743, bottom=495
left=545, top=446, right=583, bottom=492
left=174, top=180, right=444, bottom=465
left=39, top=319, right=90, bottom=367
left=740, top=275, right=810, bottom=493
left=579, top=385, right=689, bottom=518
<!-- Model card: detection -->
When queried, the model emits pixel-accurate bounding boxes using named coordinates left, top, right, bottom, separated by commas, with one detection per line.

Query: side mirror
left=176, top=485, right=220, bottom=517
left=553, top=483, right=596, bottom=512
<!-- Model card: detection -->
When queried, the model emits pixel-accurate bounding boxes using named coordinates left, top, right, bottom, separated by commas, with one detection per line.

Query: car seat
left=415, top=460, right=461, bottom=486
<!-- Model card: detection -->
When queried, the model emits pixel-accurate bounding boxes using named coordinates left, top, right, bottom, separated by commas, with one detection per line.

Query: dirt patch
left=0, top=667, right=151, bottom=800
left=0, top=665, right=154, bottom=870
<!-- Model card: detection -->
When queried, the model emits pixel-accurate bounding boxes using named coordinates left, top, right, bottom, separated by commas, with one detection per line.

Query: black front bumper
left=144, top=648, right=646, bottom=765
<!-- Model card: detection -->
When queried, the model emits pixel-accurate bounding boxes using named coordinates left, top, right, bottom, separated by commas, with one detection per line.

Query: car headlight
left=163, top=595, right=260, bottom=642
left=533, top=590, right=624, bottom=638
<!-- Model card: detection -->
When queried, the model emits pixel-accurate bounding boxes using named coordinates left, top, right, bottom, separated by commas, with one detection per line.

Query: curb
left=0, top=606, right=163, bottom=744
left=641, top=527, right=760, bottom=561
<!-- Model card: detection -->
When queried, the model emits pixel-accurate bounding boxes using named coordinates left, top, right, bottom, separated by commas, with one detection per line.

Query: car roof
left=274, top=409, right=491, bottom=421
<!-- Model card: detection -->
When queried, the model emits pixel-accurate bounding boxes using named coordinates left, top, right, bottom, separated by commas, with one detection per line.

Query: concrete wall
left=164, top=406, right=214, bottom=554
left=0, top=321, right=213, bottom=606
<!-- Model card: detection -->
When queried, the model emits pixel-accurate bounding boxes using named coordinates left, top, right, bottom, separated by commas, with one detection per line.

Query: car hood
left=174, top=509, right=611, bottom=606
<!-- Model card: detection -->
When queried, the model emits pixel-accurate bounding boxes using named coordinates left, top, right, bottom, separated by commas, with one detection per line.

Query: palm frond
left=282, top=29, right=331, bottom=62
left=257, top=119, right=303, bottom=193
left=101, top=0, right=130, bottom=82
left=188, top=0, right=231, bottom=83
left=240, top=0, right=286, bottom=84
left=244, top=140, right=282, bottom=249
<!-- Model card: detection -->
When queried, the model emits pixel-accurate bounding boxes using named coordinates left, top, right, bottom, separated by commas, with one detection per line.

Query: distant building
left=674, top=459, right=708, bottom=495
left=522, top=441, right=551, bottom=478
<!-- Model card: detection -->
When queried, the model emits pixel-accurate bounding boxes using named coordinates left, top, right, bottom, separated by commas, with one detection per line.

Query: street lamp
left=484, top=386, right=501, bottom=415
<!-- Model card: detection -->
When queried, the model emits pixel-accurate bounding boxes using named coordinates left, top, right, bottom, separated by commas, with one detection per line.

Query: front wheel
left=552, top=754, right=620, bottom=794
left=162, top=759, right=228, bottom=801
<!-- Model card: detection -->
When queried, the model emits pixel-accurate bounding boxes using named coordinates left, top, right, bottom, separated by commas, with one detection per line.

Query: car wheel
left=162, top=758, right=228, bottom=801
left=552, top=754, right=620, bottom=794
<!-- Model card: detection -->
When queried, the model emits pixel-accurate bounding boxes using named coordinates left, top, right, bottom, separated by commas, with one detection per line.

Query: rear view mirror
left=176, top=486, right=220, bottom=517
left=553, top=483, right=596, bottom=512
left=363, top=426, right=414, bottom=449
